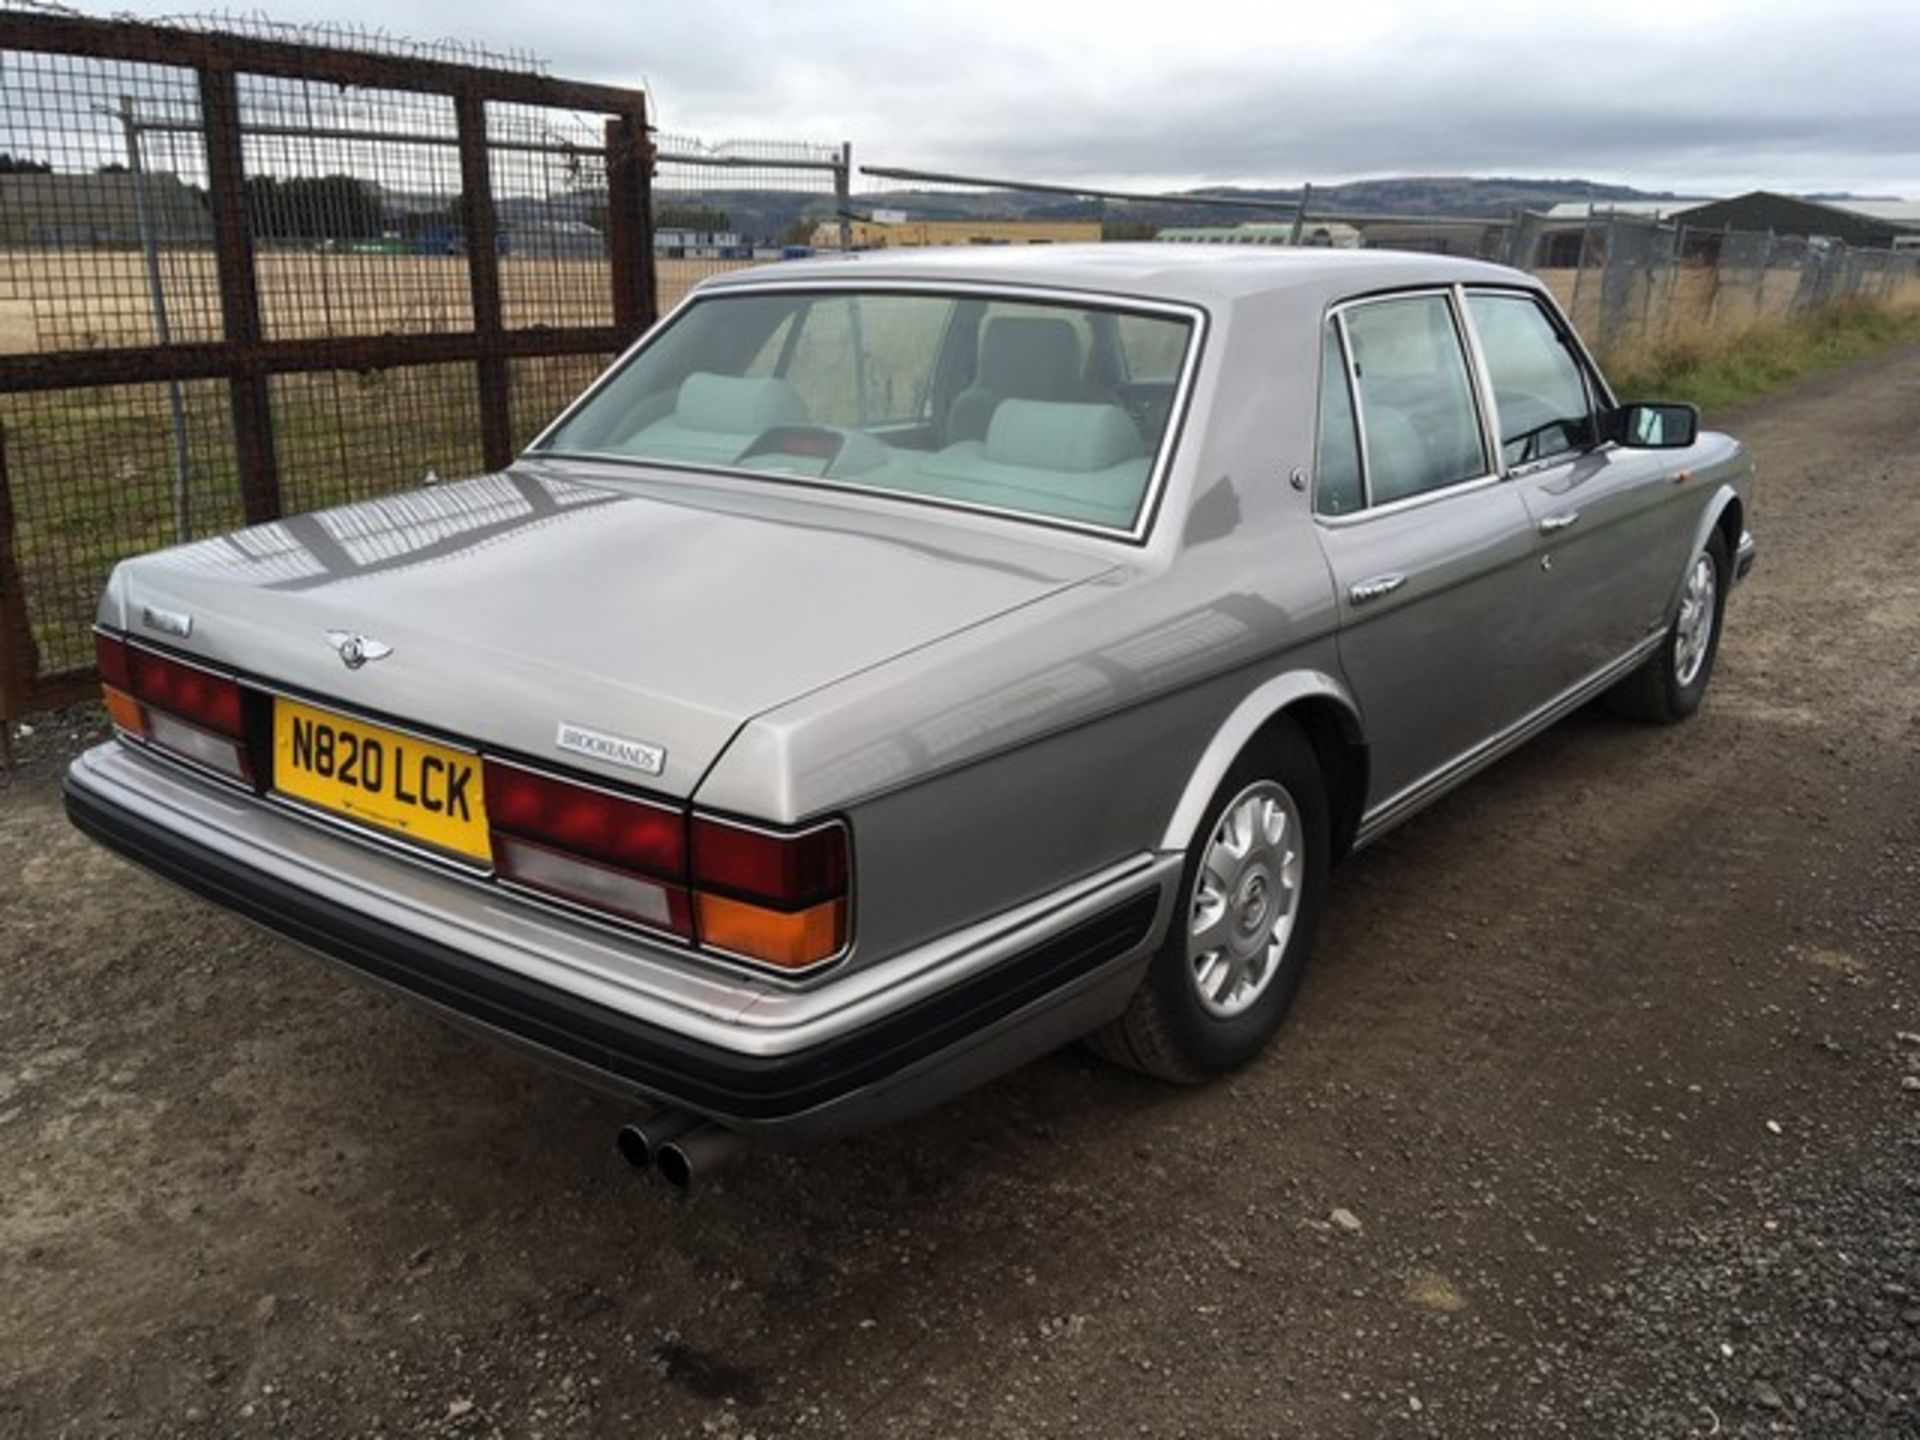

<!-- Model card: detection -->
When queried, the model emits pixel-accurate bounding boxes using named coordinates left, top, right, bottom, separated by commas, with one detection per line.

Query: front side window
left=1342, top=295, right=1488, bottom=506
left=537, top=289, right=1197, bottom=535
left=1467, top=292, right=1594, bottom=467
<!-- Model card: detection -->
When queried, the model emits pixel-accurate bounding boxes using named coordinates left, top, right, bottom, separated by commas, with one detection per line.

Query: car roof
left=693, top=242, right=1530, bottom=307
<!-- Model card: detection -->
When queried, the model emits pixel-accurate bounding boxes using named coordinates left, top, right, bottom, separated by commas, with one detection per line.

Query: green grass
left=2, top=360, right=601, bottom=674
left=1608, top=301, right=1920, bottom=413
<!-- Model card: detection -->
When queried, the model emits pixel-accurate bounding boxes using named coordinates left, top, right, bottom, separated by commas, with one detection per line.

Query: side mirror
left=1611, top=401, right=1699, bottom=450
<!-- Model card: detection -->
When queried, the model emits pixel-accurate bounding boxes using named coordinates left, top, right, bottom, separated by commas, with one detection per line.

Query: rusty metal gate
left=0, top=7, right=654, bottom=736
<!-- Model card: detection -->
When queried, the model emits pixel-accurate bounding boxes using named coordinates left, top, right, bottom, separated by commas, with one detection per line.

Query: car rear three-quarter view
left=65, top=245, right=1754, bottom=1186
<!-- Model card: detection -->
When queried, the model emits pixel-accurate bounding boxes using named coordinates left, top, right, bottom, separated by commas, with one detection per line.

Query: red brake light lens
left=95, top=630, right=132, bottom=691
left=128, top=647, right=245, bottom=737
left=483, top=762, right=684, bottom=876
left=691, top=818, right=848, bottom=907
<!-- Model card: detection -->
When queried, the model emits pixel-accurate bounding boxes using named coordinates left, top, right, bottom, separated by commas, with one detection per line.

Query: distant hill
left=648, top=175, right=1694, bottom=243
left=373, top=174, right=1699, bottom=246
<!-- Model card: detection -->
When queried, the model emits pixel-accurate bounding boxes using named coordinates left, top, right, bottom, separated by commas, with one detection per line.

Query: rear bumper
left=65, top=743, right=1174, bottom=1137
left=1735, top=529, right=1757, bottom=583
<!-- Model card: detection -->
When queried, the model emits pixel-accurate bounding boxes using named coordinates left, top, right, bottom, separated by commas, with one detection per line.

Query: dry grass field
left=1536, top=261, right=1920, bottom=373
left=0, top=250, right=764, bottom=355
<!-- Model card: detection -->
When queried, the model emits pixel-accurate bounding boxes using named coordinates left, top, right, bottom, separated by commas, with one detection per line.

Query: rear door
left=1460, top=288, right=1690, bottom=690
left=1312, top=290, right=1548, bottom=811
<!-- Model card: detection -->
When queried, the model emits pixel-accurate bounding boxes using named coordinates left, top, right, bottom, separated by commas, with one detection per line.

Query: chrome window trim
left=1454, top=282, right=1509, bottom=473
left=1314, top=471, right=1507, bottom=528
left=1311, top=286, right=1500, bottom=528
left=527, top=278, right=1212, bottom=546
left=1334, top=310, right=1373, bottom=511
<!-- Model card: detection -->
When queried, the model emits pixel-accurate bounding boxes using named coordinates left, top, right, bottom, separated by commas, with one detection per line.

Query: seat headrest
left=975, top=316, right=1084, bottom=397
left=985, top=401, right=1146, bottom=473
left=675, top=372, right=808, bottom=433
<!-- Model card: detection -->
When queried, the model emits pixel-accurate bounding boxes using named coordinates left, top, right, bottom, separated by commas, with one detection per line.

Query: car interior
left=541, top=295, right=1194, bottom=531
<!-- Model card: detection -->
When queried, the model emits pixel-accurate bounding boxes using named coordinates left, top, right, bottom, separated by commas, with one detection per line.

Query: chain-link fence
left=1519, top=212, right=1920, bottom=366
left=650, top=134, right=847, bottom=309
left=0, top=4, right=652, bottom=733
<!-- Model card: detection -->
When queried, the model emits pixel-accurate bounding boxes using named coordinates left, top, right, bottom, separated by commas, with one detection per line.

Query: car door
left=1460, top=288, right=1695, bottom=692
left=1312, top=291, right=1549, bottom=812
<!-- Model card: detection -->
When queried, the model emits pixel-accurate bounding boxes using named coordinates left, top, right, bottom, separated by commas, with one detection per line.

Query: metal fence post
left=1598, top=215, right=1620, bottom=356
left=115, top=95, right=192, bottom=542
left=455, top=90, right=513, bottom=473
left=1288, top=182, right=1313, bottom=247
left=0, top=423, right=40, bottom=765
left=199, top=63, right=283, bottom=525
left=835, top=142, right=853, bottom=251
left=1568, top=219, right=1594, bottom=332
left=605, top=105, right=656, bottom=333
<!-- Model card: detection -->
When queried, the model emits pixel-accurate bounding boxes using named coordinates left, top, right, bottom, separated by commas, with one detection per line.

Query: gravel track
left=2, top=344, right=1917, bottom=1438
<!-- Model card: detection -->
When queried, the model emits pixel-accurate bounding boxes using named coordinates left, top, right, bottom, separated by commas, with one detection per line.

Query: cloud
left=73, top=0, right=1920, bottom=195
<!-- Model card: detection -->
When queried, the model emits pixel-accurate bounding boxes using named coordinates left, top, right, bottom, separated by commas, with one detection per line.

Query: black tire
left=1606, top=530, right=1730, bottom=725
left=1090, top=719, right=1331, bottom=1083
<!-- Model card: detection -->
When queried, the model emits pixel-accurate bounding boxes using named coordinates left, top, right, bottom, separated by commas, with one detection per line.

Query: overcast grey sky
left=87, top=0, right=1920, bottom=197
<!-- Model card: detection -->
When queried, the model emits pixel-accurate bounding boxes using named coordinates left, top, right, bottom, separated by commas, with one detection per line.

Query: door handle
left=1538, top=510, right=1581, bottom=534
left=1349, top=573, right=1406, bottom=605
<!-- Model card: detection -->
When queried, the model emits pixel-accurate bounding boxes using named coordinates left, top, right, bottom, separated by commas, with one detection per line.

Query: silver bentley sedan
left=65, top=246, right=1755, bottom=1185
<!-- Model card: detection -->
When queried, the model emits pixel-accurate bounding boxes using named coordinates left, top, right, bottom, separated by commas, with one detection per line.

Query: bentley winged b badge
left=325, top=630, right=394, bottom=670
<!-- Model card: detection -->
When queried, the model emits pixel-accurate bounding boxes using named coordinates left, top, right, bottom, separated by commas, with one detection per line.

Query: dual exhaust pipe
left=616, top=1109, right=745, bottom=1190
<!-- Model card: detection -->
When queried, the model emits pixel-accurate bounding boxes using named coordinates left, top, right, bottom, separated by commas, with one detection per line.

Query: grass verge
left=1608, top=301, right=1920, bottom=413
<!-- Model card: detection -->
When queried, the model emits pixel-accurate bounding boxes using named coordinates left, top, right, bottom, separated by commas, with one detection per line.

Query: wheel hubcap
left=1674, top=553, right=1718, bottom=687
left=1188, top=780, right=1304, bottom=1019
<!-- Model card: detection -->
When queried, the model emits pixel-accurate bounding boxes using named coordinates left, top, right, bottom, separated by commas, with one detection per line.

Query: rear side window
left=1315, top=324, right=1363, bottom=516
left=1342, top=295, right=1487, bottom=505
left=1467, top=292, right=1594, bottom=466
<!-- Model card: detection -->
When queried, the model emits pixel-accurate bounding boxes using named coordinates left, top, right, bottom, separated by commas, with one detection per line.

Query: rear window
left=536, top=289, right=1197, bottom=535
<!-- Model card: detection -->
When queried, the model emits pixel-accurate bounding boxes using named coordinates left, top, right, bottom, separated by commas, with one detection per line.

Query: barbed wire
left=0, top=1, right=550, bottom=74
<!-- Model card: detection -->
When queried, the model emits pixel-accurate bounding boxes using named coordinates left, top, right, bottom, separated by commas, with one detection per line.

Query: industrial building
left=814, top=217, right=1102, bottom=249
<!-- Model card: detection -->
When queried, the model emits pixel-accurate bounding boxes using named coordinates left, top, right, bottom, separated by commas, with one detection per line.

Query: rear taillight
left=95, top=631, right=144, bottom=737
left=486, top=764, right=683, bottom=875
left=691, top=818, right=849, bottom=969
left=484, top=760, right=694, bottom=940
left=97, top=629, right=252, bottom=783
left=480, top=757, right=850, bottom=969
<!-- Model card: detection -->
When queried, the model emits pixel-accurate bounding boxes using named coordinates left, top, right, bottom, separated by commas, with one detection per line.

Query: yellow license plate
left=273, top=698, right=490, bottom=862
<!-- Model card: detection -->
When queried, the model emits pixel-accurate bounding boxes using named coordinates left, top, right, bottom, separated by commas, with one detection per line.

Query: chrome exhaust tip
left=655, top=1124, right=745, bottom=1190
left=615, top=1109, right=700, bottom=1172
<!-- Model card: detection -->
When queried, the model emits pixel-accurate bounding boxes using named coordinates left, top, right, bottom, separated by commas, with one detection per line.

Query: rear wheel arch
left=1159, top=673, right=1368, bottom=862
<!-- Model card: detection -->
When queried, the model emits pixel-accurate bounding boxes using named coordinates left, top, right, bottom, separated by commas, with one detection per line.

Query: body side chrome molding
left=1352, top=631, right=1663, bottom=849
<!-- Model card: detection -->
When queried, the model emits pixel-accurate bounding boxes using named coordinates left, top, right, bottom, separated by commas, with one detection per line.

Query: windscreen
left=536, top=289, right=1196, bottom=533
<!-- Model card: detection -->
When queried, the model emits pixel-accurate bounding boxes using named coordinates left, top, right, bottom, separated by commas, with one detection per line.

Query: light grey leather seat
left=626, top=372, right=809, bottom=465
left=945, top=316, right=1105, bottom=444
